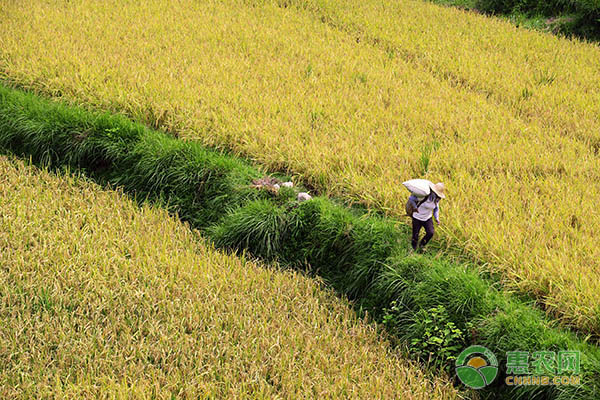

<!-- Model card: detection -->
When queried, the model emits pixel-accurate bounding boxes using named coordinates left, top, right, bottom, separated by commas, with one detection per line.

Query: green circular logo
left=455, top=345, right=498, bottom=389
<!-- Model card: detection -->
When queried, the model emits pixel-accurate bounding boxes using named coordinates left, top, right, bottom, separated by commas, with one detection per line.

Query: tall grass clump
left=210, top=199, right=293, bottom=260
left=1, top=82, right=600, bottom=399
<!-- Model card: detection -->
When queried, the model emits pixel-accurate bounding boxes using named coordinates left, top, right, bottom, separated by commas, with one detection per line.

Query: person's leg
left=411, top=217, right=422, bottom=250
left=420, top=218, right=435, bottom=248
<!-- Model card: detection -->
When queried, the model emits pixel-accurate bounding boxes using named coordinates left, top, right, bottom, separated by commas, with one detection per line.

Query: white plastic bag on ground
left=402, top=179, right=431, bottom=198
left=297, top=192, right=312, bottom=202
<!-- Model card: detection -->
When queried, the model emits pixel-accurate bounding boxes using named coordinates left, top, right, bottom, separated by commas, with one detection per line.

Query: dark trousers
left=411, top=217, right=434, bottom=250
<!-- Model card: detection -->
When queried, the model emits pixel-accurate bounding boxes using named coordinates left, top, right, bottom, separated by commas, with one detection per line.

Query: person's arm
left=434, top=203, right=440, bottom=224
left=408, top=195, right=418, bottom=210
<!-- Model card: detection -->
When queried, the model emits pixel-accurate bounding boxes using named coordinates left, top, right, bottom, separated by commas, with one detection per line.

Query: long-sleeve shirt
left=408, top=194, right=439, bottom=222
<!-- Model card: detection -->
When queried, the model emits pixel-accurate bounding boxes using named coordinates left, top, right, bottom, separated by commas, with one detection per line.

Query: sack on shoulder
left=402, top=179, right=431, bottom=197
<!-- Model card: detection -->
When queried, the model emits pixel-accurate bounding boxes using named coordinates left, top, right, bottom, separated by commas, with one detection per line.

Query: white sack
left=402, top=179, right=431, bottom=198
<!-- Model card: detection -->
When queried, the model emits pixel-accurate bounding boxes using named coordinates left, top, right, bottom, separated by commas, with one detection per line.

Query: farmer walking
left=406, top=182, right=445, bottom=251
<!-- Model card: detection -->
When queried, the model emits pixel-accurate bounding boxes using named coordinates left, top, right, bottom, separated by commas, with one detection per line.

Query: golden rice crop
left=279, top=0, right=600, bottom=147
left=0, top=0, right=598, bottom=333
left=0, top=154, right=459, bottom=399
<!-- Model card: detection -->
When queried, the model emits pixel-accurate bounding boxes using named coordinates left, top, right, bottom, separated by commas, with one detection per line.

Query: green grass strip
left=1, top=83, right=598, bottom=399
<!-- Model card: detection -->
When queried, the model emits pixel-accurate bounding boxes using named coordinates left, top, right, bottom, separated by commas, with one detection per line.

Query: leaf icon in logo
left=480, top=365, right=498, bottom=385
left=456, top=366, right=486, bottom=389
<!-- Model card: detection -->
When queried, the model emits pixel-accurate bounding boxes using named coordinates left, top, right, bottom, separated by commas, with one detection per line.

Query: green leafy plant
left=383, top=303, right=469, bottom=370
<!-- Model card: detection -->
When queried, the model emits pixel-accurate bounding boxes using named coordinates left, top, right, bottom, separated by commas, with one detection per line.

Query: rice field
left=280, top=0, right=600, bottom=148
left=0, top=0, right=599, bottom=334
left=0, top=154, right=459, bottom=399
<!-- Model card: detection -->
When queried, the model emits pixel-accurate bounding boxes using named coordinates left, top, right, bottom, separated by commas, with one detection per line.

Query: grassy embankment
left=1, top=83, right=599, bottom=399
left=2, top=0, right=600, bottom=334
left=431, top=0, right=600, bottom=40
left=0, top=154, right=461, bottom=399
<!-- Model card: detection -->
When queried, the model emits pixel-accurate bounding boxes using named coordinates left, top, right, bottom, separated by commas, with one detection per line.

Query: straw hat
left=430, top=182, right=446, bottom=199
